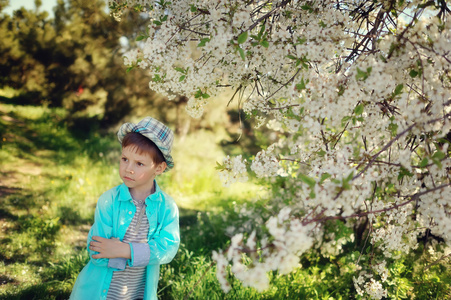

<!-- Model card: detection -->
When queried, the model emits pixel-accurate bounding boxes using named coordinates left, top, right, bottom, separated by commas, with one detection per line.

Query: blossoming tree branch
left=111, top=0, right=450, bottom=298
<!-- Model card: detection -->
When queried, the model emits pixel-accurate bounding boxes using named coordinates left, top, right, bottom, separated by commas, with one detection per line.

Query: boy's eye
left=137, top=162, right=144, bottom=166
left=121, top=157, right=128, bottom=162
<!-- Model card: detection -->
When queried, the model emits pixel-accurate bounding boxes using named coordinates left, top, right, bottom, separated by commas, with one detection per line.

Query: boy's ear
left=155, top=162, right=167, bottom=175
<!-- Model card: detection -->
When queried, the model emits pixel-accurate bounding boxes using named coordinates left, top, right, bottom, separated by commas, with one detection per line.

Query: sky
left=3, top=0, right=58, bottom=17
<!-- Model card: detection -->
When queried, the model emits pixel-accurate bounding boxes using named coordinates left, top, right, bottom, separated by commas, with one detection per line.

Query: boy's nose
left=126, top=165, right=134, bottom=174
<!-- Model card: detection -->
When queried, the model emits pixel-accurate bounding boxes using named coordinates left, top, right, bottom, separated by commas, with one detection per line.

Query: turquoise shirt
left=70, top=182, right=180, bottom=300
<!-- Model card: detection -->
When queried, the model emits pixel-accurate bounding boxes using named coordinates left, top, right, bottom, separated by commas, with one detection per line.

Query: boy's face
left=119, top=145, right=166, bottom=198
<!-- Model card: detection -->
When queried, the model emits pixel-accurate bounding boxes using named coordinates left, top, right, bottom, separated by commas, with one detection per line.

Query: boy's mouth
left=124, top=176, right=134, bottom=181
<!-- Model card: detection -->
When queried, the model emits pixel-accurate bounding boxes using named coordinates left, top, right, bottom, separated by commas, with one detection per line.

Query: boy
left=70, top=117, right=180, bottom=300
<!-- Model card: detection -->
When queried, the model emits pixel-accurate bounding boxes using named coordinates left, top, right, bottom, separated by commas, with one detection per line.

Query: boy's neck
left=130, top=183, right=156, bottom=201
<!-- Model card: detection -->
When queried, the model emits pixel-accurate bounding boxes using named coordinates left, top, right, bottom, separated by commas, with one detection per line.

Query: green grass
left=1, top=103, right=450, bottom=300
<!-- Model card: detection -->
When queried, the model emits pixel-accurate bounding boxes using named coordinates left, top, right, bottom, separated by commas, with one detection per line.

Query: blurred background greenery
left=1, top=0, right=450, bottom=299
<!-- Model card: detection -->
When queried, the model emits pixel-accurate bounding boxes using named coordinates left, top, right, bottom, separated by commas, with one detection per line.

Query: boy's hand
left=90, top=236, right=131, bottom=259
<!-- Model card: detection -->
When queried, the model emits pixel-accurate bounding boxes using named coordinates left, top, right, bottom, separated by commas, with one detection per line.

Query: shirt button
left=103, top=289, right=106, bottom=293
left=129, top=211, right=132, bottom=215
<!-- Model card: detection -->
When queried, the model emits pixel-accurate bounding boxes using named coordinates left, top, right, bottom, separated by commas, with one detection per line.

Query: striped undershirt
left=107, top=199, right=149, bottom=300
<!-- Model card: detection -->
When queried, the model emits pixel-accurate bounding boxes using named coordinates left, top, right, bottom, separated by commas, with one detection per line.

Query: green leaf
left=260, top=40, right=269, bottom=48
left=388, top=122, right=398, bottom=137
left=126, top=66, right=134, bottom=73
left=215, top=161, right=224, bottom=170
left=295, top=59, right=302, bottom=67
left=284, top=10, right=293, bottom=18
left=238, top=47, right=245, bottom=60
left=296, top=78, right=306, bottom=91
left=299, top=174, right=316, bottom=188
left=197, top=37, right=210, bottom=47
left=174, top=67, right=186, bottom=73
left=397, top=167, right=414, bottom=180
left=286, top=54, right=297, bottom=60
left=153, top=20, right=162, bottom=26
left=341, top=116, right=351, bottom=126
left=237, top=31, right=248, bottom=44
left=136, top=35, right=146, bottom=41
left=319, top=173, right=331, bottom=183
left=258, top=23, right=266, bottom=38
left=296, top=37, right=307, bottom=45
left=332, top=179, right=341, bottom=184
left=152, top=74, right=161, bottom=82
left=194, top=89, right=203, bottom=98
left=179, top=75, right=186, bottom=82
left=190, top=4, right=197, bottom=12
left=433, top=159, right=443, bottom=169
left=432, top=150, right=445, bottom=160
left=390, top=9, right=398, bottom=17
left=345, top=171, right=354, bottom=182
left=201, top=93, right=210, bottom=99
left=354, top=104, right=364, bottom=115
left=355, top=67, right=372, bottom=81
left=419, top=158, right=428, bottom=167
left=393, top=84, right=403, bottom=96
left=342, top=180, right=351, bottom=190
left=355, top=67, right=366, bottom=80
left=409, top=69, right=418, bottom=78
left=317, top=149, right=326, bottom=157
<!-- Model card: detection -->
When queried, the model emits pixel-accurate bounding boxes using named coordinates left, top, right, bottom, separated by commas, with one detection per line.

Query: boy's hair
left=122, top=132, right=166, bottom=165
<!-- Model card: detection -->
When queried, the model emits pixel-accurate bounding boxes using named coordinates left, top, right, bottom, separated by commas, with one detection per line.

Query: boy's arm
left=90, top=237, right=131, bottom=259
left=129, top=198, right=180, bottom=267
left=86, top=192, right=116, bottom=268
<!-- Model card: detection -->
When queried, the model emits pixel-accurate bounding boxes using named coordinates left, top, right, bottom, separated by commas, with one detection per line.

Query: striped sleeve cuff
left=129, top=242, right=150, bottom=267
left=108, top=257, right=127, bottom=270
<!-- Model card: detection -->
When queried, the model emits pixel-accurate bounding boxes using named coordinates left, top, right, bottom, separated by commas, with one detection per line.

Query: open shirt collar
left=118, top=181, right=163, bottom=202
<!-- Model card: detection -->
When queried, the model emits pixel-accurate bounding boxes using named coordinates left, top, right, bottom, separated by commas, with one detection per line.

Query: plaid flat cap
left=117, top=117, right=174, bottom=172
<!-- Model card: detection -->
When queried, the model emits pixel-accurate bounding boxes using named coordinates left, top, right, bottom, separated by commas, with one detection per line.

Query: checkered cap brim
left=117, top=117, right=174, bottom=172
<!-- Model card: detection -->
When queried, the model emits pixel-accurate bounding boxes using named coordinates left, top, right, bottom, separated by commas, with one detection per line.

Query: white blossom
left=116, top=0, right=451, bottom=295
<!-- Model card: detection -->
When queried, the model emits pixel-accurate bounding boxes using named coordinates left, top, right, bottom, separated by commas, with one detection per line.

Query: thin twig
left=424, top=253, right=451, bottom=271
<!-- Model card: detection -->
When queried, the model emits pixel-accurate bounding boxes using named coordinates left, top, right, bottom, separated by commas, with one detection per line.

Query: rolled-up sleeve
left=129, top=242, right=151, bottom=267
left=108, top=257, right=127, bottom=270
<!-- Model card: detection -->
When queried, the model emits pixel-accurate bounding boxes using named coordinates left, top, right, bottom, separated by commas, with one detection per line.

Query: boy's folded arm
left=87, top=194, right=115, bottom=268
left=129, top=202, right=180, bottom=267
left=87, top=234, right=112, bottom=268
left=147, top=217, right=180, bottom=265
